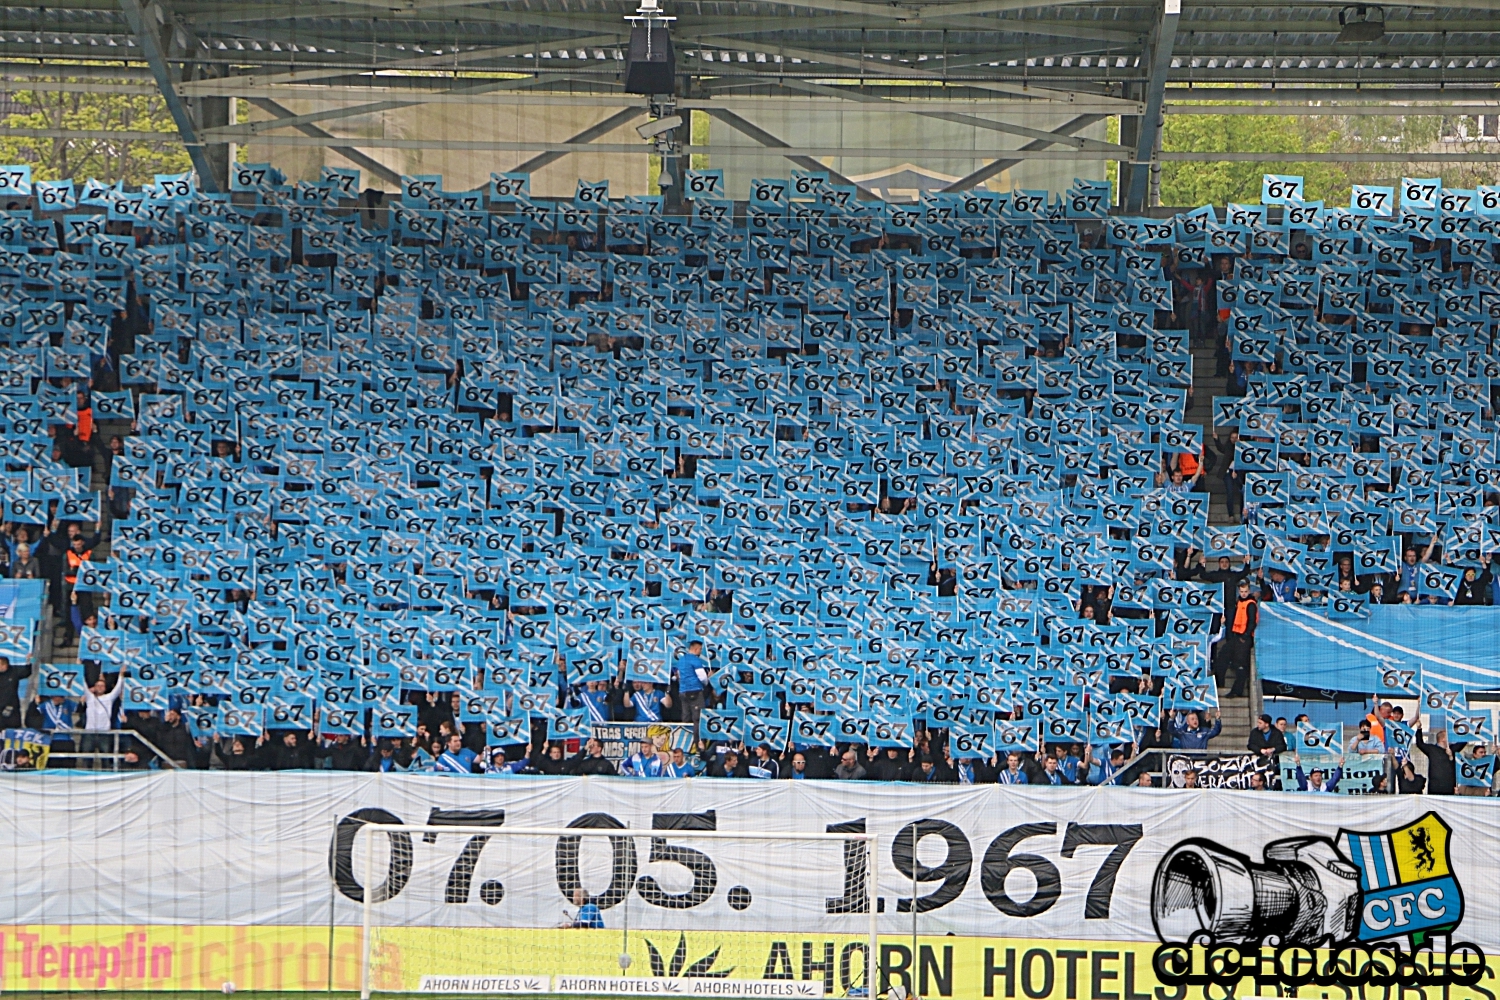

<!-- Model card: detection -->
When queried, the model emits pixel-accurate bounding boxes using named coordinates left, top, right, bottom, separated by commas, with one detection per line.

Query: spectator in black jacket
left=1191, top=554, right=1252, bottom=682
left=321, top=734, right=368, bottom=771
left=257, top=731, right=313, bottom=770
left=533, top=742, right=570, bottom=775
left=1220, top=579, right=1257, bottom=698
left=40, top=520, right=98, bottom=622
left=749, top=744, right=779, bottom=779
left=1397, top=760, right=1427, bottom=795
left=815, top=748, right=842, bottom=777
left=365, top=740, right=401, bottom=772
left=905, top=753, right=955, bottom=784
left=1191, top=554, right=1253, bottom=614
left=1246, top=714, right=1286, bottom=759
left=866, top=747, right=904, bottom=781
left=780, top=752, right=809, bottom=779
left=416, top=692, right=453, bottom=737
left=708, top=748, right=749, bottom=778
left=1416, top=726, right=1456, bottom=795
left=1454, top=557, right=1496, bottom=605
left=152, top=708, right=203, bottom=768
left=0, top=657, right=31, bottom=729
left=951, top=751, right=995, bottom=784
left=568, top=738, right=616, bottom=775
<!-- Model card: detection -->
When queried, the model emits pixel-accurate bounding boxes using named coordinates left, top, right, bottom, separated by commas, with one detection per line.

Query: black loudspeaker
left=624, top=23, right=675, bottom=95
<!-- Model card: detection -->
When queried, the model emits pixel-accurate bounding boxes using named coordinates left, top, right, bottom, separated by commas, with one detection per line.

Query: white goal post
left=356, top=824, right=881, bottom=1000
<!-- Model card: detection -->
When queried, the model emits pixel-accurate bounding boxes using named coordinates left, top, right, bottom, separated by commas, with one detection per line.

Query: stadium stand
left=0, top=164, right=1496, bottom=786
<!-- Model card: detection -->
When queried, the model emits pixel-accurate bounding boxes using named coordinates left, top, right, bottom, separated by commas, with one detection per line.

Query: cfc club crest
left=1338, top=812, right=1462, bottom=947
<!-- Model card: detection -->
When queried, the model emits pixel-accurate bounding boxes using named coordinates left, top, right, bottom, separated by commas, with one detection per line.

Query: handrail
left=42, top=729, right=180, bottom=770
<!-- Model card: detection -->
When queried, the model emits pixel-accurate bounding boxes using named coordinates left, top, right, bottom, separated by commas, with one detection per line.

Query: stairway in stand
left=1186, top=345, right=1263, bottom=747
left=1188, top=346, right=1232, bottom=528
left=49, top=419, right=126, bottom=663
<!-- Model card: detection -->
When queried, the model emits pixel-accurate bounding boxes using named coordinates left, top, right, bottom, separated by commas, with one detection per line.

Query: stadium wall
left=246, top=101, right=654, bottom=197
left=245, top=101, right=1108, bottom=198
left=707, top=107, right=1111, bottom=198
left=0, top=773, right=1497, bottom=994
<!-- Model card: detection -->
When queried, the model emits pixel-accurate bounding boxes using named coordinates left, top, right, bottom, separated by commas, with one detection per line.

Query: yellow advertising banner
left=3, top=927, right=1499, bottom=999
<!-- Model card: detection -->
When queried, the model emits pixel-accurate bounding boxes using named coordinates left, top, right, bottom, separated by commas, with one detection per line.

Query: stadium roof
left=1, top=0, right=1496, bottom=89
left=0, top=0, right=1496, bottom=196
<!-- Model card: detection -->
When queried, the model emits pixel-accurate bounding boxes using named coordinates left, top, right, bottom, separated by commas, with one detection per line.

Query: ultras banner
left=3, top=772, right=1500, bottom=951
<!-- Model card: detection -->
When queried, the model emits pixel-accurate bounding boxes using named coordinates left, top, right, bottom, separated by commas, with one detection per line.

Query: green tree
left=0, top=81, right=192, bottom=187
left=1159, top=112, right=1348, bottom=207
left=1159, top=106, right=1498, bottom=208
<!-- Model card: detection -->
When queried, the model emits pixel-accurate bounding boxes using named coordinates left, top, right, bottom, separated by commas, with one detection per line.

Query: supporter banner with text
left=5, top=773, right=1500, bottom=957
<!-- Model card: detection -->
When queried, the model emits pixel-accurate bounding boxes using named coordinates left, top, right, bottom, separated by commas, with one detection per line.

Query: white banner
left=3, top=773, right=1499, bottom=951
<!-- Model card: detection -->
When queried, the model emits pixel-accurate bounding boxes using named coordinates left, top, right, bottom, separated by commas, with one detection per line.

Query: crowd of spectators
left=30, top=659, right=1482, bottom=795
left=0, top=168, right=1495, bottom=796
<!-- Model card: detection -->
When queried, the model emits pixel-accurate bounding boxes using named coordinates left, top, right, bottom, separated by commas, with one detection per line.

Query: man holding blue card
left=674, top=640, right=711, bottom=739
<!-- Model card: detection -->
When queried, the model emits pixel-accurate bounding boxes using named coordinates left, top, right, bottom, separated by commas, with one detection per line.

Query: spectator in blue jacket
left=997, top=752, right=1029, bottom=784
left=663, top=746, right=696, bottom=777
left=1170, top=709, right=1221, bottom=750
left=1264, top=569, right=1298, bottom=604
left=34, top=695, right=78, bottom=754
left=1292, top=760, right=1342, bottom=793
left=619, top=739, right=664, bottom=777
left=675, top=640, right=711, bottom=739
left=565, top=888, right=604, bottom=929
left=1087, top=747, right=1129, bottom=784
left=624, top=681, right=669, bottom=722
left=1037, top=755, right=1072, bottom=786
left=1048, top=744, right=1086, bottom=782
left=434, top=733, right=477, bottom=773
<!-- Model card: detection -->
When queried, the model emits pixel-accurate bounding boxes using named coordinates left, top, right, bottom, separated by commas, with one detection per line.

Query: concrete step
left=1207, top=696, right=1255, bottom=754
left=1190, top=328, right=1241, bottom=526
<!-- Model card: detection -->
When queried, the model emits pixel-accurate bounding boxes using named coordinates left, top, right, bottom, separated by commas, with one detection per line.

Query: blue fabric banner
left=1258, top=604, right=1500, bottom=696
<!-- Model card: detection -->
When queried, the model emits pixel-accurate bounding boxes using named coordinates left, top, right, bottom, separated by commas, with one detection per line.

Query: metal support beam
left=245, top=97, right=402, bottom=187
left=703, top=107, right=877, bottom=198
left=1169, top=103, right=1500, bottom=114
left=510, top=107, right=648, bottom=176
left=0, top=126, right=1126, bottom=156
left=1166, top=86, right=1500, bottom=104
left=941, top=113, right=1107, bottom=191
left=0, top=62, right=157, bottom=80
left=183, top=0, right=1146, bottom=41
left=194, top=81, right=232, bottom=192
left=11, top=125, right=1500, bottom=162
left=1124, top=0, right=1179, bottom=213
left=118, top=0, right=220, bottom=192
left=301, top=0, right=588, bottom=17
left=681, top=13, right=1143, bottom=43
left=683, top=33, right=1134, bottom=107
left=178, top=36, right=622, bottom=96
left=14, top=77, right=1500, bottom=116
left=906, top=0, right=1105, bottom=20
left=206, top=74, right=571, bottom=140
left=1116, top=91, right=1141, bottom=207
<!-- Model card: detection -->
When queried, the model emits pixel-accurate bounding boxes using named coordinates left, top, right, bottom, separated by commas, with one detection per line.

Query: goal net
left=353, top=823, right=879, bottom=999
